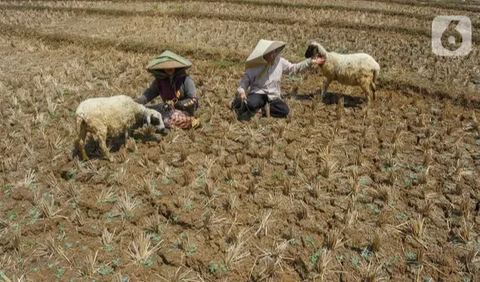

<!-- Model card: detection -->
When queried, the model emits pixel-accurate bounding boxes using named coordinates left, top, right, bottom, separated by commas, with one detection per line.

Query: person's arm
left=281, top=57, right=313, bottom=75
left=175, top=76, right=198, bottom=114
left=134, top=79, right=159, bottom=105
left=236, top=71, right=251, bottom=98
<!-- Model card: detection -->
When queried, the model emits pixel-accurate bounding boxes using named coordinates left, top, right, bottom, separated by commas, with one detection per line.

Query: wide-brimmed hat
left=147, top=50, right=193, bottom=76
left=245, top=39, right=286, bottom=70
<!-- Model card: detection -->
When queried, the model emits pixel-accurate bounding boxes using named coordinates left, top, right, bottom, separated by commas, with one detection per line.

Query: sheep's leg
left=96, top=134, right=113, bottom=163
left=321, top=79, right=332, bottom=100
left=360, top=79, right=373, bottom=107
left=123, top=130, right=131, bottom=152
left=77, top=122, right=88, bottom=161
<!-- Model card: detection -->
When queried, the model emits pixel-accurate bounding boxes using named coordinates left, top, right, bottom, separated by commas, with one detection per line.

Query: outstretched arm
left=281, top=57, right=326, bottom=75
left=134, top=80, right=159, bottom=105
left=281, top=57, right=312, bottom=75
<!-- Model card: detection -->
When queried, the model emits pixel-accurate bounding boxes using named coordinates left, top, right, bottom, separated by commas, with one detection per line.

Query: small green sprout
left=310, top=251, right=320, bottom=264
left=55, top=268, right=65, bottom=279
left=140, top=258, right=154, bottom=267
left=99, top=265, right=114, bottom=275
left=186, top=245, right=197, bottom=254
left=351, top=257, right=360, bottom=267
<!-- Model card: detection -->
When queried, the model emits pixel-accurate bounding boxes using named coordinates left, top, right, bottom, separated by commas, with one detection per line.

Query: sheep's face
left=145, top=112, right=165, bottom=132
left=304, top=44, right=319, bottom=59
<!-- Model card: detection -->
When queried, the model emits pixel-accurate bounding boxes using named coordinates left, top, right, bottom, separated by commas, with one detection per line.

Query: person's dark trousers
left=246, top=93, right=290, bottom=117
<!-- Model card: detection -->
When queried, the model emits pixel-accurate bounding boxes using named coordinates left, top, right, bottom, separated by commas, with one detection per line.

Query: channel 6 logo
left=432, top=16, right=472, bottom=57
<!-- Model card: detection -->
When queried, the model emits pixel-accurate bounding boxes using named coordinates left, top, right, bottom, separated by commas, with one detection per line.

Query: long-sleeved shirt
left=237, top=56, right=313, bottom=101
left=135, top=75, right=198, bottom=116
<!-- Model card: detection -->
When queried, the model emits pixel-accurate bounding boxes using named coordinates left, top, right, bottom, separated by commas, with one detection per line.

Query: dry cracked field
left=0, top=0, right=480, bottom=281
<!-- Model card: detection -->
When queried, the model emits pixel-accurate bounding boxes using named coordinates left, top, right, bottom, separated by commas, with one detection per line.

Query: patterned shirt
left=237, top=56, right=313, bottom=101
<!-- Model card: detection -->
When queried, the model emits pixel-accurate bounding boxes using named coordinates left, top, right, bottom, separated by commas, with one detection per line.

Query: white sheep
left=304, top=42, right=380, bottom=105
left=75, top=95, right=165, bottom=162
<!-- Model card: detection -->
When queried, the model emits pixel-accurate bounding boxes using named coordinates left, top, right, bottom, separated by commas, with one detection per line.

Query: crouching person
left=135, top=50, right=201, bottom=130
left=230, top=39, right=325, bottom=120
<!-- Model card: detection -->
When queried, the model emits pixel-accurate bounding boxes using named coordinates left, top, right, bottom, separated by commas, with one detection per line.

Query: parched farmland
left=0, top=0, right=479, bottom=281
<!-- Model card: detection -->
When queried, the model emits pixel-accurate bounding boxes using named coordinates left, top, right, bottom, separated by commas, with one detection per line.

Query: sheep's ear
left=305, top=45, right=313, bottom=58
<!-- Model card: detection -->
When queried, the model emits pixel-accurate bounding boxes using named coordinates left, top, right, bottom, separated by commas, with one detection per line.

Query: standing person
left=135, top=50, right=200, bottom=129
left=230, top=39, right=326, bottom=120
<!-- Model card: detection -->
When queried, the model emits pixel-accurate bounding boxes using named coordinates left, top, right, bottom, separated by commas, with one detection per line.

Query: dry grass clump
left=245, top=180, right=259, bottom=196
left=157, top=267, right=198, bottom=282
left=115, top=190, right=140, bottom=218
left=0, top=219, right=10, bottom=237
left=201, top=209, right=226, bottom=235
left=324, top=228, right=345, bottom=251
left=368, top=184, right=395, bottom=203
left=357, top=260, right=388, bottom=282
left=311, top=248, right=339, bottom=281
left=125, top=231, right=163, bottom=265
left=254, top=240, right=292, bottom=281
left=306, top=178, right=325, bottom=199
left=343, top=199, right=358, bottom=226
left=254, top=210, right=274, bottom=238
left=78, top=250, right=100, bottom=278
left=407, top=215, right=426, bottom=239
left=348, top=167, right=361, bottom=198
left=224, top=238, right=251, bottom=270
left=463, top=247, right=479, bottom=273
left=420, top=200, right=435, bottom=218
left=34, top=234, right=71, bottom=265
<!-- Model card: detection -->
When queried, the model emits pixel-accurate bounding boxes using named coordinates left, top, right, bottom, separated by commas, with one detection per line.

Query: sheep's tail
left=76, top=113, right=86, bottom=131
left=75, top=113, right=88, bottom=140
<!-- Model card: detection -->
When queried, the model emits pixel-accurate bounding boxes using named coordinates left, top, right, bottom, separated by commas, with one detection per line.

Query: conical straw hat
left=245, top=39, right=286, bottom=69
left=146, top=50, right=191, bottom=72
left=148, top=59, right=187, bottom=70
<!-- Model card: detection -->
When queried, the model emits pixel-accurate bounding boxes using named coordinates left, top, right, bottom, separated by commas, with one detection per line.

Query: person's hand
left=311, top=56, right=326, bottom=66
left=237, top=91, right=246, bottom=101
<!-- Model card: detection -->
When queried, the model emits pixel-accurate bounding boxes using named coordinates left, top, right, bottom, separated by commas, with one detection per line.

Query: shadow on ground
left=284, top=92, right=366, bottom=107
left=70, top=127, right=161, bottom=162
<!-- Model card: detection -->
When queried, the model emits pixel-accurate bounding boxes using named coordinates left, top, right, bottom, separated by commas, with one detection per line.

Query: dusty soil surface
left=0, top=1, right=479, bottom=281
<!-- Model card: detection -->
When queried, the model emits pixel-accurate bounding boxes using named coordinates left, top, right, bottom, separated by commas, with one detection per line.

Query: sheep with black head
left=305, top=42, right=380, bottom=105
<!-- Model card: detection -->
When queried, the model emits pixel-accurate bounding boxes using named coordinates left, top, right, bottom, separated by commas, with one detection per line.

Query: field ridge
left=365, top=0, right=480, bottom=11
left=0, top=4, right=444, bottom=41
left=2, top=0, right=480, bottom=20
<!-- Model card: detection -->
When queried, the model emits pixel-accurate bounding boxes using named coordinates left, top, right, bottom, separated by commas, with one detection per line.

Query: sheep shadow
left=321, top=92, right=366, bottom=107
left=70, top=126, right=161, bottom=162
left=286, top=92, right=366, bottom=108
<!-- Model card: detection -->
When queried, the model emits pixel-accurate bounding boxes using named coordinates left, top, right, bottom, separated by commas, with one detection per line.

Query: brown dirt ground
left=0, top=1, right=480, bottom=282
